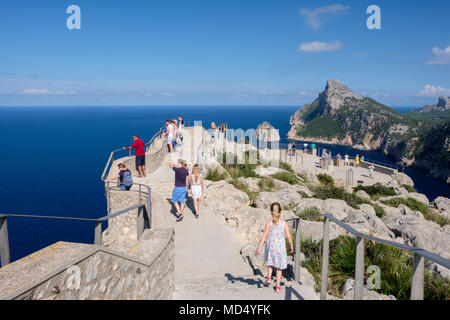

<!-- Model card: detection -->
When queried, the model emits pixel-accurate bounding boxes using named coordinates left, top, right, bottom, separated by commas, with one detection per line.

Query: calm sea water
left=0, top=105, right=448, bottom=262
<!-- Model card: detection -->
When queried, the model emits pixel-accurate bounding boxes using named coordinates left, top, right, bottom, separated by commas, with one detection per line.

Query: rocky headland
left=288, top=80, right=450, bottom=184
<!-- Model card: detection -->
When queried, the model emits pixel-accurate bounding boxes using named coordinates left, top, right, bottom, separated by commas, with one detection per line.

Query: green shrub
left=313, top=185, right=367, bottom=209
left=353, top=183, right=397, bottom=200
left=317, top=174, right=334, bottom=186
left=301, top=235, right=450, bottom=299
left=373, top=204, right=386, bottom=218
left=296, top=207, right=323, bottom=222
left=280, top=162, right=295, bottom=173
left=218, top=152, right=260, bottom=179
left=402, top=184, right=417, bottom=193
left=381, top=197, right=449, bottom=226
left=271, top=171, right=301, bottom=185
left=205, top=168, right=227, bottom=181
left=258, top=177, right=275, bottom=191
left=231, top=179, right=258, bottom=204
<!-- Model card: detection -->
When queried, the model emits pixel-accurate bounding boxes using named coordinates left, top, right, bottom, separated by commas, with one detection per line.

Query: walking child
left=256, top=203, right=294, bottom=293
left=190, top=164, right=204, bottom=218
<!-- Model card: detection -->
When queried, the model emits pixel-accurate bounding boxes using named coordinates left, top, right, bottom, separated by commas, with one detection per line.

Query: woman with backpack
left=105, top=163, right=133, bottom=191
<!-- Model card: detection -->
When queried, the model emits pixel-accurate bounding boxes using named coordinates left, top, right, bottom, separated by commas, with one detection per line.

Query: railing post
left=106, top=181, right=111, bottom=214
left=137, top=206, right=145, bottom=239
left=320, top=216, right=330, bottom=300
left=0, top=216, right=11, bottom=267
left=129, top=149, right=131, bottom=157
left=138, top=184, right=142, bottom=204
left=411, top=253, right=424, bottom=300
left=147, top=188, right=152, bottom=229
left=354, top=236, right=365, bottom=300
left=94, top=221, right=102, bottom=245
left=294, top=219, right=301, bottom=282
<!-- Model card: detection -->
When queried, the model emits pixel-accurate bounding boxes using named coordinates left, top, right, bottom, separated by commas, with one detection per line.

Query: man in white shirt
left=165, top=120, right=174, bottom=153
left=287, top=143, right=292, bottom=155
left=344, top=154, right=349, bottom=166
left=369, top=165, right=375, bottom=179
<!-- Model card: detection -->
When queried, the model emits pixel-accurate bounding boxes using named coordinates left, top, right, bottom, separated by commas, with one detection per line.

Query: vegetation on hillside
left=381, top=197, right=449, bottom=227
left=300, top=236, right=450, bottom=300
left=353, top=183, right=397, bottom=200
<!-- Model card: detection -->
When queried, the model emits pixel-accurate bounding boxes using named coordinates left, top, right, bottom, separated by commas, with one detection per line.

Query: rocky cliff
left=418, top=96, right=450, bottom=113
left=288, top=80, right=450, bottom=184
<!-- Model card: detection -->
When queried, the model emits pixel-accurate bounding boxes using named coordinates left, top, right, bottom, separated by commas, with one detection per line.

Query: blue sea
left=0, top=105, right=448, bottom=263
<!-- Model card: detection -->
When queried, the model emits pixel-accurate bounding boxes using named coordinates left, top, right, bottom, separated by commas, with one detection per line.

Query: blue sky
left=0, top=0, right=449, bottom=106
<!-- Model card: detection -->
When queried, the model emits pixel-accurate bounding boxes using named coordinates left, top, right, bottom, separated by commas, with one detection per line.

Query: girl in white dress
left=190, top=164, right=204, bottom=218
left=256, top=202, right=294, bottom=293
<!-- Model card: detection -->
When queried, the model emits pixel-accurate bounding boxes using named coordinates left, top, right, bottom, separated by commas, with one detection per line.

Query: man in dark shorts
left=169, top=159, right=189, bottom=222
left=123, top=134, right=146, bottom=177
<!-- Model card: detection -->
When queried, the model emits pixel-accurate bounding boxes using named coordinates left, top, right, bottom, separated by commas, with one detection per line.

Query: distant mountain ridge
left=288, top=79, right=450, bottom=184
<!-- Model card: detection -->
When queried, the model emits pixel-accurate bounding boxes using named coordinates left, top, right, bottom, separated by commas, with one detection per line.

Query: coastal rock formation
left=256, top=121, right=280, bottom=144
left=288, top=79, right=450, bottom=184
left=418, top=96, right=450, bottom=113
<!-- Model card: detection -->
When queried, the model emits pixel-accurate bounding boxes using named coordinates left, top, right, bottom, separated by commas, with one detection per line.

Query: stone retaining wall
left=0, top=228, right=174, bottom=300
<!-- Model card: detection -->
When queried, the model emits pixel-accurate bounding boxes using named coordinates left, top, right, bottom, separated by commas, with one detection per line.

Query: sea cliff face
left=288, top=80, right=450, bottom=184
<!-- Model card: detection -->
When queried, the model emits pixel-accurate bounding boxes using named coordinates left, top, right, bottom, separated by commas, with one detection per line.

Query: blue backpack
left=123, top=170, right=133, bottom=187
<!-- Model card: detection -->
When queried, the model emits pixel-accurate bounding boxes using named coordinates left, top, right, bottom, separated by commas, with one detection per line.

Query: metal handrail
left=100, top=126, right=166, bottom=181
left=285, top=214, right=449, bottom=300
left=318, top=213, right=450, bottom=300
left=0, top=194, right=151, bottom=268
left=362, top=158, right=399, bottom=171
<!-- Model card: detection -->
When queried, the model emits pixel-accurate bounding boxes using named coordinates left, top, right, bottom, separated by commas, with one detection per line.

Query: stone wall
left=0, top=228, right=174, bottom=300
left=102, top=188, right=144, bottom=253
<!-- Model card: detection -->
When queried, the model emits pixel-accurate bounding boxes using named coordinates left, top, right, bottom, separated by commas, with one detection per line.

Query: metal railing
left=101, top=126, right=166, bottom=181
left=287, top=213, right=450, bottom=300
left=362, top=158, right=399, bottom=171
left=0, top=182, right=152, bottom=268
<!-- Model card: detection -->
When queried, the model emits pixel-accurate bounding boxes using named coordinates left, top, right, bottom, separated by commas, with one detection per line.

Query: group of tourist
left=210, top=122, right=227, bottom=140
left=165, top=116, right=185, bottom=153
left=169, top=159, right=205, bottom=222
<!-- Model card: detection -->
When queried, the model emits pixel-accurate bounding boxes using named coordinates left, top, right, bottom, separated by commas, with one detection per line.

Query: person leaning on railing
left=122, top=134, right=146, bottom=178
left=105, top=163, right=133, bottom=191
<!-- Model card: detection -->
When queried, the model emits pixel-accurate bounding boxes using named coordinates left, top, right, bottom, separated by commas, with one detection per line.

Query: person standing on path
left=171, top=119, right=179, bottom=150
left=165, top=120, right=175, bottom=153
left=190, top=164, right=204, bottom=219
left=368, top=164, right=375, bottom=179
left=336, top=153, right=342, bottom=166
left=303, top=143, right=308, bottom=153
left=355, top=154, right=360, bottom=167
left=105, top=163, right=133, bottom=191
left=292, top=142, right=296, bottom=156
left=178, top=115, right=185, bottom=146
left=287, top=142, right=292, bottom=155
left=344, top=153, right=350, bottom=166
left=256, top=202, right=294, bottom=293
left=122, top=134, right=146, bottom=177
left=170, top=159, right=189, bottom=222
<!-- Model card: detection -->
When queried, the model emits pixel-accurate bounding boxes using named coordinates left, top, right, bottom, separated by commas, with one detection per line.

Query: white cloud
left=299, top=4, right=349, bottom=30
left=426, top=46, right=450, bottom=65
left=258, top=91, right=286, bottom=96
left=21, top=88, right=75, bottom=95
left=161, top=92, right=175, bottom=97
left=417, top=85, right=450, bottom=97
left=299, top=41, right=343, bottom=53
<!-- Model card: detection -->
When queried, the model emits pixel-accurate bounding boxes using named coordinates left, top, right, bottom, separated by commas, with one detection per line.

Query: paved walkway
left=131, top=129, right=318, bottom=300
